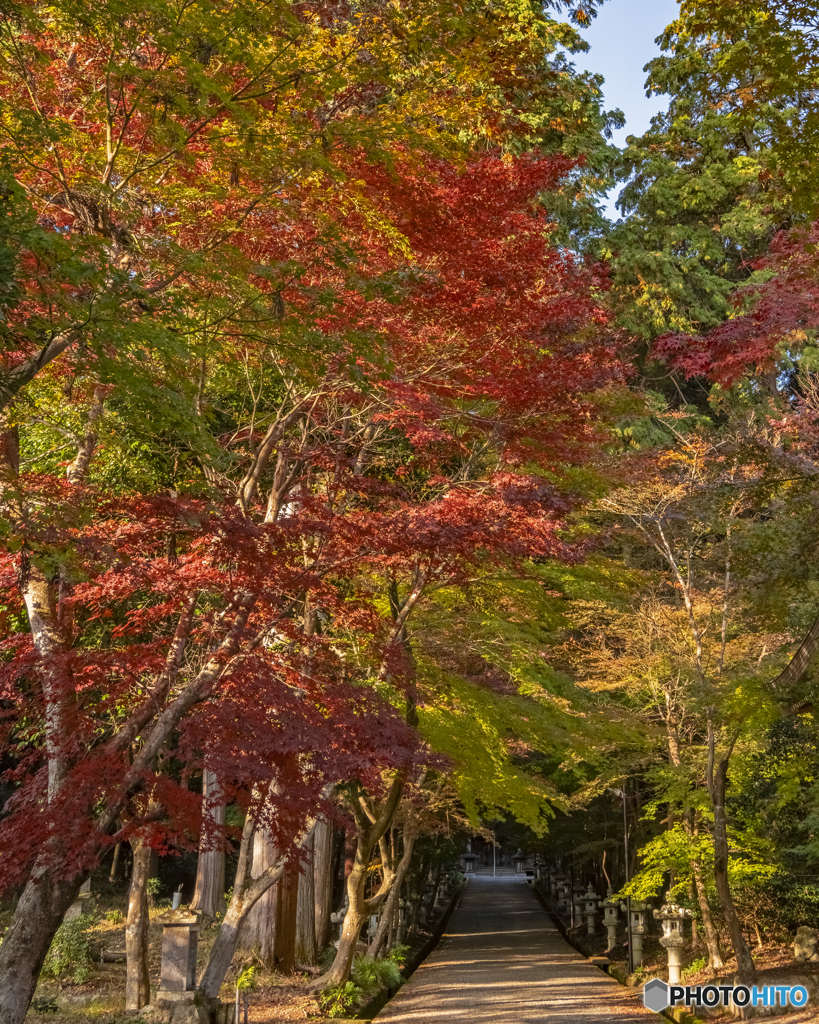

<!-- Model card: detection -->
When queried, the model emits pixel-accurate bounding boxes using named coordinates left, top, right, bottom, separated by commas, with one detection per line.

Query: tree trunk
left=712, top=758, right=755, bottom=983
left=295, top=833, right=318, bottom=965
left=199, top=813, right=320, bottom=1000
left=368, top=832, right=415, bottom=958
left=190, top=770, right=226, bottom=919
left=313, top=819, right=334, bottom=950
left=109, top=842, right=122, bottom=884
left=275, top=861, right=299, bottom=974
left=692, top=859, right=724, bottom=970
left=320, top=848, right=368, bottom=987
left=312, top=777, right=404, bottom=989
left=238, top=825, right=278, bottom=965
left=0, top=872, right=81, bottom=1024
left=126, top=839, right=152, bottom=1010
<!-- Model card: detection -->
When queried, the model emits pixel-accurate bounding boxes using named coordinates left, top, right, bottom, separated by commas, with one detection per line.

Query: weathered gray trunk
left=126, top=840, right=152, bottom=1010
left=0, top=872, right=81, bottom=1024
left=190, top=770, right=226, bottom=919
left=295, top=832, right=318, bottom=965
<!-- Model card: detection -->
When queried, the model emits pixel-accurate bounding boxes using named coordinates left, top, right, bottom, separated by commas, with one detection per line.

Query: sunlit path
left=374, top=876, right=657, bottom=1023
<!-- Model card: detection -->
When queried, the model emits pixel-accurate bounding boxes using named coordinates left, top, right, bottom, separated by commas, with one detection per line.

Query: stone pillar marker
left=599, top=887, right=620, bottom=951
left=654, top=894, right=692, bottom=985
left=157, top=909, right=200, bottom=995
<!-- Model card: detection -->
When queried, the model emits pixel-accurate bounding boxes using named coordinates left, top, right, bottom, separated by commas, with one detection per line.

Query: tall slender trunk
left=691, top=859, right=724, bottom=970
left=711, top=757, right=755, bottom=983
left=109, top=841, right=122, bottom=884
left=295, top=833, right=318, bottom=965
left=275, top=862, right=299, bottom=974
left=665, top=714, right=724, bottom=971
left=126, top=839, right=152, bottom=1010
left=368, top=831, right=415, bottom=958
left=190, top=770, right=226, bottom=919
left=313, top=819, right=334, bottom=950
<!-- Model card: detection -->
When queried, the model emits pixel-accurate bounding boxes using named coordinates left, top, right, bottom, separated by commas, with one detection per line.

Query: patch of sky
left=569, top=0, right=681, bottom=221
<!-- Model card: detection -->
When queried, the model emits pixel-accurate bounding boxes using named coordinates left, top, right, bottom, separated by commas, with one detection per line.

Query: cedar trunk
left=275, top=862, right=299, bottom=974
left=238, top=826, right=278, bottom=964
left=190, top=770, right=227, bottom=919
left=295, top=833, right=318, bottom=965
left=126, top=840, right=152, bottom=1010
left=313, top=819, right=334, bottom=950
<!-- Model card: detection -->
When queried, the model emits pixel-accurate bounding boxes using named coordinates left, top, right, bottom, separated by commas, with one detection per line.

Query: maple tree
left=0, top=40, right=628, bottom=1012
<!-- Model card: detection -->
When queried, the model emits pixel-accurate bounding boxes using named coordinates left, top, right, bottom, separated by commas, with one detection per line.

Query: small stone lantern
left=555, top=875, right=570, bottom=915
left=513, top=850, right=526, bottom=875
left=654, top=894, right=692, bottom=985
left=598, top=887, right=620, bottom=950
left=620, top=898, right=650, bottom=967
left=581, top=883, right=598, bottom=936
left=331, top=894, right=349, bottom=948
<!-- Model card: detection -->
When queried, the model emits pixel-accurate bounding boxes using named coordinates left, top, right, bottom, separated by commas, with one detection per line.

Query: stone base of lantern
left=139, top=991, right=232, bottom=1024
left=664, top=944, right=683, bottom=986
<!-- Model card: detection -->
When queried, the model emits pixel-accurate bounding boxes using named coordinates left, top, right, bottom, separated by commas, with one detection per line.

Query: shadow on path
left=374, top=876, right=658, bottom=1022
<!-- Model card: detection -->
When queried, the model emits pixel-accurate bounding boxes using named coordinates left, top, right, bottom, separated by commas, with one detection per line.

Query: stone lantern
left=654, top=894, right=692, bottom=985
left=513, top=850, right=526, bottom=875
left=620, top=898, right=650, bottom=967
left=331, top=894, right=349, bottom=948
left=571, top=883, right=584, bottom=928
left=555, top=875, right=570, bottom=915
left=581, top=883, right=598, bottom=937
left=461, top=840, right=478, bottom=874
left=598, top=887, right=620, bottom=950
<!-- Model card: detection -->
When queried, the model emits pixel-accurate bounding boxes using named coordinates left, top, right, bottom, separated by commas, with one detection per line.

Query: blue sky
left=569, top=0, right=681, bottom=217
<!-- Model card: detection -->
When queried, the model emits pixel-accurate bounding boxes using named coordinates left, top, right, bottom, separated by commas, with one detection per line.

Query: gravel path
left=374, top=875, right=659, bottom=1023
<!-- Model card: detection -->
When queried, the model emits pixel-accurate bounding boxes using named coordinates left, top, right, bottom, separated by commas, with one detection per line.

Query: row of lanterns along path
left=543, top=872, right=693, bottom=984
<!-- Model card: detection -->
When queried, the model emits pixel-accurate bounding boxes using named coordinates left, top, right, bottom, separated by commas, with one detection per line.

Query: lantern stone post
left=599, top=887, right=620, bottom=950
left=582, top=884, right=598, bottom=936
left=621, top=899, right=650, bottom=967
left=654, top=894, right=692, bottom=985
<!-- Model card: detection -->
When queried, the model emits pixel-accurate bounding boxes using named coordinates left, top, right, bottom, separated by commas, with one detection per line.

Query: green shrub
left=385, top=943, right=411, bottom=968
left=319, top=981, right=360, bottom=1018
left=683, top=956, right=708, bottom=979
left=41, top=916, right=96, bottom=983
left=350, top=954, right=402, bottom=993
left=350, top=956, right=379, bottom=991
left=30, top=997, right=59, bottom=1014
